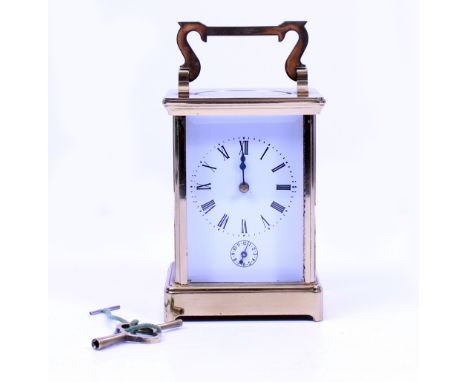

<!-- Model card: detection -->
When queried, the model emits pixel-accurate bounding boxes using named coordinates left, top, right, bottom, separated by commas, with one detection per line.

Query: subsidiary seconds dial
left=230, top=240, right=258, bottom=267
left=189, top=137, right=298, bottom=237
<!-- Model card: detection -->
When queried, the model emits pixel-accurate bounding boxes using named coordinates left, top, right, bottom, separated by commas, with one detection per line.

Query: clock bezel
left=172, top=114, right=316, bottom=285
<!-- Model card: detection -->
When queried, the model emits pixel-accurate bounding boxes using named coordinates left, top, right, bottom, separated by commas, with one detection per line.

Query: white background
left=48, top=1, right=418, bottom=381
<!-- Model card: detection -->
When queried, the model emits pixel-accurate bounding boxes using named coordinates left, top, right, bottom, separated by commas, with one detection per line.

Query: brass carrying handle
left=176, top=21, right=309, bottom=83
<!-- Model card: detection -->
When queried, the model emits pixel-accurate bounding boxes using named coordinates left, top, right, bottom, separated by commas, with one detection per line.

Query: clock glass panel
left=186, top=115, right=304, bottom=282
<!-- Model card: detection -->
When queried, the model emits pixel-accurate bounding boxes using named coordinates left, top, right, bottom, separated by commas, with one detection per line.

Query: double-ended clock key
left=91, top=319, right=183, bottom=350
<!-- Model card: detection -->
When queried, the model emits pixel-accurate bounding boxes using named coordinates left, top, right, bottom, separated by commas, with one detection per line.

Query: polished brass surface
left=296, top=67, right=309, bottom=96
left=164, top=263, right=323, bottom=321
left=164, top=22, right=325, bottom=322
left=176, top=21, right=309, bottom=95
left=177, top=21, right=308, bottom=82
left=173, top=116, right=188, bottom=284
left=167, top=115, right=322, bottom=320
left=303, top=115, right=316, bottom=283
left=91, top=319, right=183, bottom=350
left=178, top=69, right=190, bottom=97
left=239, top=182, right=249, bottom=193
left=89, top=305, right=121, bottom=316
left=164, top=88, right=325, bottom=116
left=167, top=88, right=324, bottom=100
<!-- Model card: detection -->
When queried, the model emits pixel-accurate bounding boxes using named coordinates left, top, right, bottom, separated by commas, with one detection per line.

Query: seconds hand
left=240, top=242, right=249, bottom=265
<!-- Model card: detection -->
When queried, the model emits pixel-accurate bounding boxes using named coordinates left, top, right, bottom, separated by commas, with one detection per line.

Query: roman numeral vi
left=241, top=219, right=248, bottom=234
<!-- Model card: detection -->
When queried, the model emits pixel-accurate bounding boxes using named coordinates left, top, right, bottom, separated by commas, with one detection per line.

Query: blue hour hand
left=239, top=142, right=249, bottom=193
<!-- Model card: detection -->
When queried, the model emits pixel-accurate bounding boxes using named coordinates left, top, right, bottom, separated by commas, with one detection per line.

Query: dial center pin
left=239, top=182, right=250, bottom=193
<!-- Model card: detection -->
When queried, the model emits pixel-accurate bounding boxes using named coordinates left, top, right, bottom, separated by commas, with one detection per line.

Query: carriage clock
left=163, top=21, right=326, bottom=321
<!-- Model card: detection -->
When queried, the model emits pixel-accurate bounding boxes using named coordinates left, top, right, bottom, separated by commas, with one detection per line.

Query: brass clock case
left=162, top=22, right=325, bottom=321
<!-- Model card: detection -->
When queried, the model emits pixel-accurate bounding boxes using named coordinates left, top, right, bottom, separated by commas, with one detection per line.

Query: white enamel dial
left=189, top=136, right=298, bottom=238
left=186, top=115, right=304, bottom=283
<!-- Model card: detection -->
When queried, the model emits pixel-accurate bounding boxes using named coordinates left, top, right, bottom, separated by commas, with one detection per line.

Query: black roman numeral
left=241, top=219, right=247, bottom=234
left=270, top=201, right=285, bottom=213
left=260, top=146, right=269, bottom=160
left=239, top=140, right=248, bottom=155
left=276, top=184, right=291, bottom=190
left=200, top=200, right=216, bottom=214
left=217, top=145, right=230, bottom=160
left=202, top=162, right=217, bottom=172
left=218, top=214, right=229, bottom=229
left=271, top=163, right=286, bottom=172
left=260, top=215, right=270, bottom=228
left=196, top=183, right=211, bottom=190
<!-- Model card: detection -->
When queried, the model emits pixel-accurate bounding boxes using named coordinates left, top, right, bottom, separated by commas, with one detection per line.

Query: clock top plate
left=163, top=88, right=325, bottom=116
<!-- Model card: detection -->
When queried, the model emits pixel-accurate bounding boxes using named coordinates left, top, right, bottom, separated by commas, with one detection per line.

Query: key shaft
left=92, top=332, right=127, bottom=350
left=91, top=319, right=183, bottom=350
left=159, top=319, right=183, bottom=330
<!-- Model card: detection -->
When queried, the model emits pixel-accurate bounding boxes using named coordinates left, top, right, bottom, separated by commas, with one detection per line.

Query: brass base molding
left=164, top=263, right=323, bottom=322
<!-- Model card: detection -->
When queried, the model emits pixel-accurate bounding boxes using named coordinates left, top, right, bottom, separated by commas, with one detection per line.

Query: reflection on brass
left=177, top=21, right=308, bottom=82
left=176, top=21, right=309, bottom=95
left=303, top=115, right=316, bottom=283
left=164, top=88, right=325, bottom=116
left=296, top=67, right=309, bottom=96
left=239, top=182, right=249, bottom=193
left=164, top=263, right=323, bottom=322
left=178, top=69, right=190, bottom=98
left=165, top=296, right=184, bottom=316
left=173, top=116, right=188, bottom=284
